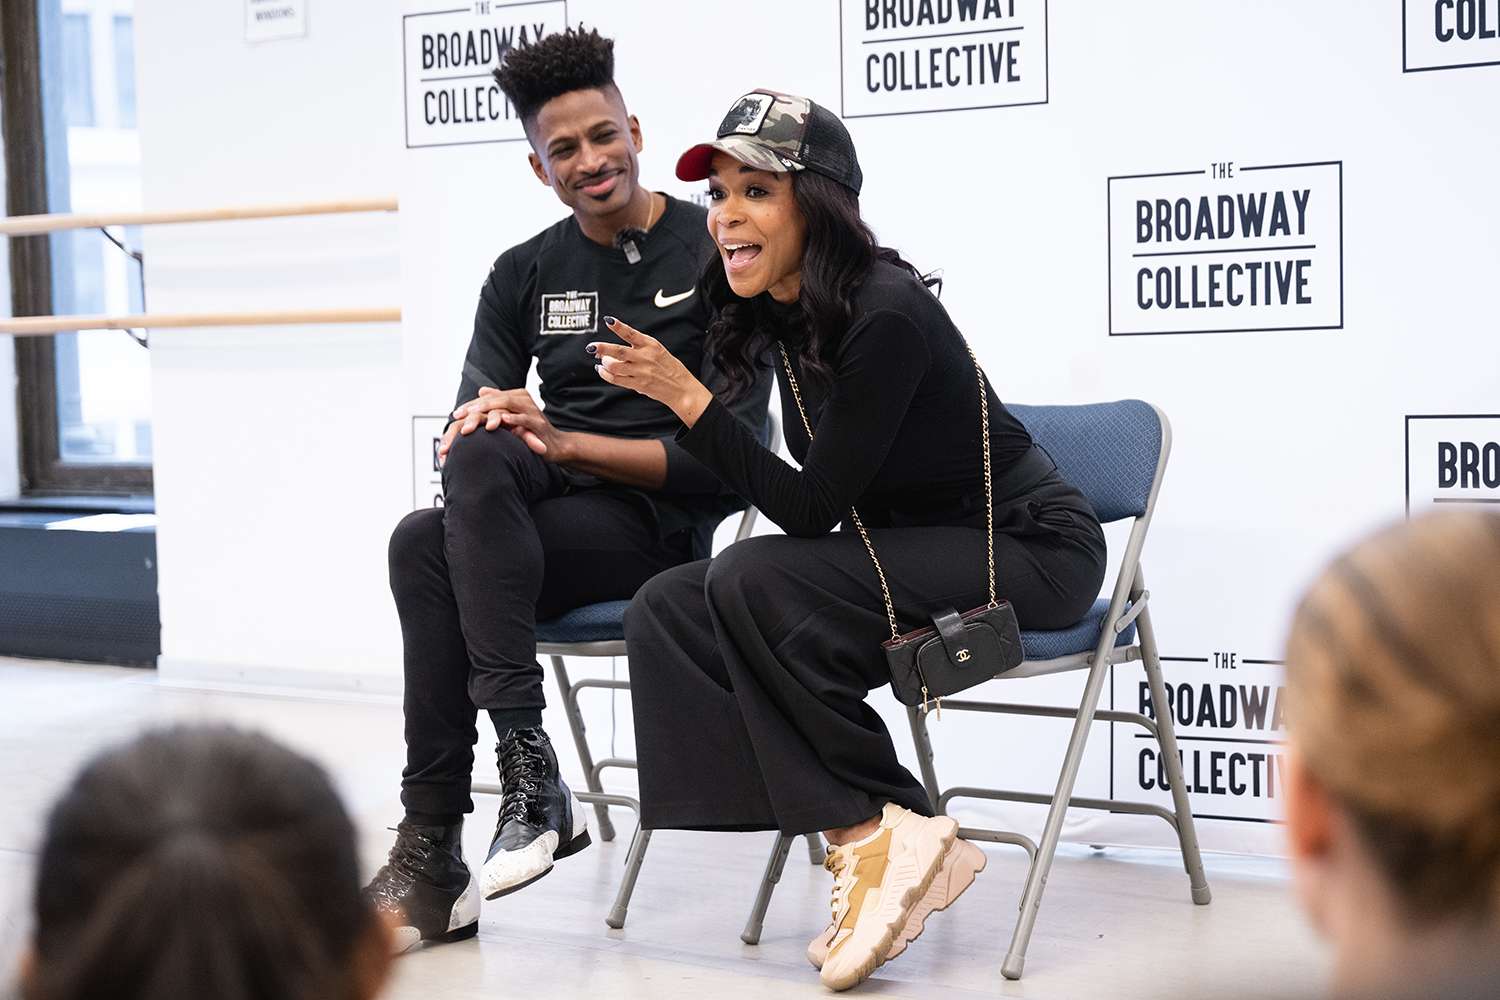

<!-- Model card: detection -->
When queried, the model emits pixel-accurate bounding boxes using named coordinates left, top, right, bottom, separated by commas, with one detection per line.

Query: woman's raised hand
left=589, top=316, right=715, bottom=427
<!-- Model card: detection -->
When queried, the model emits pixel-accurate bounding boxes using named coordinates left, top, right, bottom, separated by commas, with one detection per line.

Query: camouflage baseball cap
left=676, top=90, right=863, bottom=195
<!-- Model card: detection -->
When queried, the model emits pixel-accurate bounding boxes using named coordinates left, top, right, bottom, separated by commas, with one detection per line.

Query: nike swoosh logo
left=655, top=288, right=695, bottom=308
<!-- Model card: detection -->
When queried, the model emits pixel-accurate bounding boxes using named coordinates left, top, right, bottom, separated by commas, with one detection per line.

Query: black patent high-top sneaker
left=363, top=820, right=479, bottom=954
left=480, top=726, right=591, bottom=899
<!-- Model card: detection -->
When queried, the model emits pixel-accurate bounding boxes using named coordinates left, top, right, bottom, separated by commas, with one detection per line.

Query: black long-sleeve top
left=455, top=195, right=773, bottom=555
left=677, top=260, right=1041, bottom=539
left=458, top=195, right=770, bottom=496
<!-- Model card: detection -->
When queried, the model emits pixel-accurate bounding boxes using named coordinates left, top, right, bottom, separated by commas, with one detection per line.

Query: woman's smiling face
left=705, top=151, right=807, bottom=302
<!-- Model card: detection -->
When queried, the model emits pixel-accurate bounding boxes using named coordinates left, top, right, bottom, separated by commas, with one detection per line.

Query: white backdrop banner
left=398, top=0, right=1500, bottom=858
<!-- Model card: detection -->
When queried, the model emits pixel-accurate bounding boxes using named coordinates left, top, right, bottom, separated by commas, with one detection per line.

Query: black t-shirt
left=457, top=194, right=772, bottom=553
left=678, top=259, right=1066, bottom=538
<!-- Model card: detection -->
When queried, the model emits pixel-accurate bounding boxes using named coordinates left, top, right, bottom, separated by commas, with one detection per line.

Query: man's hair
left=492, top=26, right=617, bottom=125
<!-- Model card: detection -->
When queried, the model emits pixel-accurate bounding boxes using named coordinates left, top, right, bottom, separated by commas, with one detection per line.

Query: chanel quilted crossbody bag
left=778, top=340, right=1023, bottom=719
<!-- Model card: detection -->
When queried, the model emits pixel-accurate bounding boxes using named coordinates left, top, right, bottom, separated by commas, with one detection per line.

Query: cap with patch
left=676, top=90, right=863, bottom=195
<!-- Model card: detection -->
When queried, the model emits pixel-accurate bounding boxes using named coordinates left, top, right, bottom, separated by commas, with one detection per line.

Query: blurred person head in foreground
left=20, top=725, right=392, bottom=1000
left=1284, top=511, right=1500, bottom=997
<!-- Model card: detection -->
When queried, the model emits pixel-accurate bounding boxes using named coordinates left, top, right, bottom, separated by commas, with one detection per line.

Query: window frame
left=3, top=0, right=152, bottom=496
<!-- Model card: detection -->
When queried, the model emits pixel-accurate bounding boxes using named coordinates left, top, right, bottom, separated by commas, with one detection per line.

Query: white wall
left=136, top=0, right=407, bottom=685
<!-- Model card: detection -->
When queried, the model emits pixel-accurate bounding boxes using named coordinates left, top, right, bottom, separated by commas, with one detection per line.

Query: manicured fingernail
left=585, top=343, right=597, bottom=355
left=603, top=315, right=617, bottom=326
left=595, top=364, right=604, bottom=375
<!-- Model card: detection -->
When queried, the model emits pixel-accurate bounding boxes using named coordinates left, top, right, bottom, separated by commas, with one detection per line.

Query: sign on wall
left=1111, top=655, right=1288, bottom=825
left=1107, top=160, right=1344, bottom=337
left=1404, top=0, right=1500, bottom=72
left=839, top=0, right=1048, bottom=118
left=246, top=0, right=307, bottom=43
left=412, top=416, right=447, bottom=509
left=1406, top=415, right=1500, bottom=515
left=402, top=0, right=568, bottom=149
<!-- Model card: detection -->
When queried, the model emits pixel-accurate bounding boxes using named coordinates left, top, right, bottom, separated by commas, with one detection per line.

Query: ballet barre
left=0, top=308, right=401, bottom=337
left=0, top=197, right=398, bottom=237
left=0, top=197, right=400, bottom=334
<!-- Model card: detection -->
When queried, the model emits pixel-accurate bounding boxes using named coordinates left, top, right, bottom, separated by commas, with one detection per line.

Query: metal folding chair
left=741, top=399, right=1211, bottom=980
left=473, top=414, right=824, bottom=929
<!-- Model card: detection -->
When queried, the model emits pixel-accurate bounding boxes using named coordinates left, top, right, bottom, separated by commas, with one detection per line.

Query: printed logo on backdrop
left=540, top=290, right=597, bottom=334
left=839, top=0, right=1048, bottom=119
left=1107, top=160, right=1344, bottom=337
left=412, top=416, right=448, bottom=508
left=1404, top=0, right=1500, bottom=72
left=1111, top=653, right=1287, bottom=823
left=402, top=1, right=567, bottom=149
left=1405, top=415, right=1500, bottom=515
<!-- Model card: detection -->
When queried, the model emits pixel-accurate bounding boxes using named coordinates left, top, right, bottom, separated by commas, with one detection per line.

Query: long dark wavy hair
left=702, top=171, right=935, bottom=400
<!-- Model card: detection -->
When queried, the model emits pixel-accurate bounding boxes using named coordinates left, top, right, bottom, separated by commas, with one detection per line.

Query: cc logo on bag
left=956, top=649, right=971, bottom=662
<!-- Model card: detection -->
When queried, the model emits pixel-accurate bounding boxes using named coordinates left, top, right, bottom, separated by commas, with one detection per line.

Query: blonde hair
left=1285, top=510, right=1500, bottom=924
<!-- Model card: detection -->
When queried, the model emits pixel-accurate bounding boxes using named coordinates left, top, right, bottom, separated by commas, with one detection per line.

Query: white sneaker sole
left=819, top=812, right=957, bottom=991
left=806, top=837, right=986, bottom=969
left=886, top=838, right=984, bottom=960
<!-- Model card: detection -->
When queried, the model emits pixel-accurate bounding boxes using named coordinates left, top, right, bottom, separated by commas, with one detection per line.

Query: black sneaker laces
left=367, top=825, right=437, bottom=910
left=497, top=730, right=548, bottom=827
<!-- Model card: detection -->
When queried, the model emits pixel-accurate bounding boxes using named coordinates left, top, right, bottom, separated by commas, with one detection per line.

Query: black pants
left=392, top=427, right=690, bottom=817
left=623, top=479, right=1106, bottom=836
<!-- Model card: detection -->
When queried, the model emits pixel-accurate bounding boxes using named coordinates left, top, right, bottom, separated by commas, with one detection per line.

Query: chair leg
left=605, top=826, right=653, bottom=929
left=550, top=655, right=617, bottom=843
left=1001, top=653, right=1113, bottom=980
left=741, top=833, right=796, bottom=945
left=1136, top=606, right=1212, bottom=906
left=804, top=833, right=826, bottom=866
left=906, top=704, right=943, bottom=811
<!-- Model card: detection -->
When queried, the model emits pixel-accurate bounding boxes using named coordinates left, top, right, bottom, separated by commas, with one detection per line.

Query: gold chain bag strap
left=778, top=342, right=1024, bottom=719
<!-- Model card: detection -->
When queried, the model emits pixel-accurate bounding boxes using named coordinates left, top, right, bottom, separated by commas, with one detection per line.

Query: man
left=362, top=28, right=771, bottom=951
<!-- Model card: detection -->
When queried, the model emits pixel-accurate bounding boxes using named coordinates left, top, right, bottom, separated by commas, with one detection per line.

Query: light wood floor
left=0, top=658, right=1328, bottom=999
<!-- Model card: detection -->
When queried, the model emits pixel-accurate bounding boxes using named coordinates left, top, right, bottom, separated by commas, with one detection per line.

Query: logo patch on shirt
left=540, top=290, right=598, bottom=334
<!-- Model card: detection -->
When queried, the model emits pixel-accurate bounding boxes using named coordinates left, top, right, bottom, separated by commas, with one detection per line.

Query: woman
left=1283, top=511, right=1500, bottom=998
left=21, top=726, right=393, bottom=1000
left=588, top=90, right=1106, bottom=991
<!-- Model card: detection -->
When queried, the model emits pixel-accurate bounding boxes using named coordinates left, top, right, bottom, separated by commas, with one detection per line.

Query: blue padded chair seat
left=538, top=598, right=1136, bottom=659
left=1020, top=599, right=1135, bottom=662
left=536, top=600, right=631, bottom=644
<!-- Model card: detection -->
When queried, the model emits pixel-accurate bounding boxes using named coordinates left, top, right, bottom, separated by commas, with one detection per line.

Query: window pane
left=61, top=13, right=95, bottom=128
left=57, top=330, right=153, bottom=463
left=46, top=0, right=151, bottom=470
left=113, top=16, right=136, bottom=129
left=67, top=229, right=106, bottom=314
left=54, top=228, right=150, bottom=464
left=123, top=225, right=145, bottom=313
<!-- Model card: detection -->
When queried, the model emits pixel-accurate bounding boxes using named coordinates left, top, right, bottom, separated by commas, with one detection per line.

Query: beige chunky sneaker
left=817, top=803, right=958, bottom=991
left=806, top=835, right=986, bottom=969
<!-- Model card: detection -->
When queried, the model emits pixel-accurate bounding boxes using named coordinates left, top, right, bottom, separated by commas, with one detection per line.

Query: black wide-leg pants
left=392, top=427, right=689, bottom=818
left=623, top=483, right=1106, bottom=835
